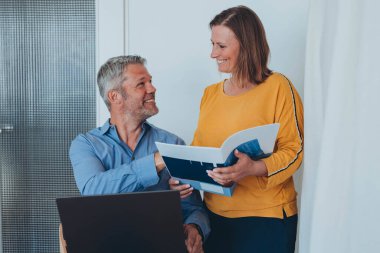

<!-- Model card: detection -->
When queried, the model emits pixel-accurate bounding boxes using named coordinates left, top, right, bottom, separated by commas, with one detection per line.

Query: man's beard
left=140, top=105, right=159, bottom=120
left=120, top=89, right=159, bottom=121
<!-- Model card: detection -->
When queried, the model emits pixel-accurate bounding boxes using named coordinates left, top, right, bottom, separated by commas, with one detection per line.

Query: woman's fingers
left=207, top=169, right=234, bottom=186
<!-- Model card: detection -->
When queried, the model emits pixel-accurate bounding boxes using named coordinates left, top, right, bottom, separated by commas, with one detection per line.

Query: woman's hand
left=169, top=178, right=193, bottom=199
left=207, top=149, right=268, bottom=186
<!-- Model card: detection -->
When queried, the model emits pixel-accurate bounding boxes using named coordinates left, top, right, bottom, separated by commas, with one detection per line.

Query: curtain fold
left=299, top=0, right=380, bottom=252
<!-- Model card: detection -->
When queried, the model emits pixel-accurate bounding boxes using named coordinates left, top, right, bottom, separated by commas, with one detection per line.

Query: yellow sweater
left=192, top=73, right=304, bottom=219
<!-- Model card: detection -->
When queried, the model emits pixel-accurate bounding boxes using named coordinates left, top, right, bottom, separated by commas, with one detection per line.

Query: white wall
left=125, top=0, right=309, bottom=144
left=97, top=1, right=309, bottom=142
left=125, top=5, right=309, bottom=249
left=96, top=0, right=126, bottom=125
left=98, top=0, right=309, bottom=217
left=98, top=1, right=309, bottom=251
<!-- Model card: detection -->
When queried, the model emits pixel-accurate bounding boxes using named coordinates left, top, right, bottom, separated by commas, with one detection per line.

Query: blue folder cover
left=156, top=124, right=280, bottom=197
left=162, top=139, right=270, bottom=196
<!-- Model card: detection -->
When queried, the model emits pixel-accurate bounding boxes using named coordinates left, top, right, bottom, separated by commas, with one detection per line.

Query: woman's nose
left=210, top=46, right=218, bottom=58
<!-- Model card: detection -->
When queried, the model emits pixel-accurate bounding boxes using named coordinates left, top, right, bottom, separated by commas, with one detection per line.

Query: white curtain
left=299, top=0, right=380, bottom=252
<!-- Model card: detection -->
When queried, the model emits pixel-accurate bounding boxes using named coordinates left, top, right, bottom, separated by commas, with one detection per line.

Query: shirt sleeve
left=172, top=135, right=211, bottom=240
left=260, top=77, right=304, bottom=190
left=69, top=135, right=159, bottom=195
left=181, top=190, right=211, bottom=240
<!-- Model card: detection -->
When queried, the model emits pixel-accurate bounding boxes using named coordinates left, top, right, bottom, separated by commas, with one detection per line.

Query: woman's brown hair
left=210, top=5, right=272, bottom=86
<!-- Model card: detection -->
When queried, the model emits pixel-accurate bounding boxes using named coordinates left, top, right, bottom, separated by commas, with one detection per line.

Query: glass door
left=0, top=0, right=96, bottom=252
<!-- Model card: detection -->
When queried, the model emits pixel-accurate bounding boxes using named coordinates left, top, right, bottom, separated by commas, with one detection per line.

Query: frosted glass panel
left=0, top=0, right=96, bottom=252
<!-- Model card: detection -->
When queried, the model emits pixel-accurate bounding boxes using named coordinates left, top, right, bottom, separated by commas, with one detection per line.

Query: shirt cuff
left=132, top=154, right=159, bottom=188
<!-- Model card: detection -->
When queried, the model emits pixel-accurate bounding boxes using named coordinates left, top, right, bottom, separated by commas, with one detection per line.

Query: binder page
left=220, top=123, right=280, bottom=161
left=155, top=142, right=224, bottom=164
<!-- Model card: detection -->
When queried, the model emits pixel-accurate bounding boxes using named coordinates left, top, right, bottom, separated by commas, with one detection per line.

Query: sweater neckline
left=218, top=79, right=258, bottom=98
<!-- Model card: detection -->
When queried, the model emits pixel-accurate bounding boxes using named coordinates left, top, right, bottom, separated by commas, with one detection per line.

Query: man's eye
left=137, top=82, right=145, bottom=87
left=219, top=45, right=226, bottom=49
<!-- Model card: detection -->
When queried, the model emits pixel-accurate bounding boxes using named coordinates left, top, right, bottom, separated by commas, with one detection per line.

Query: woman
left=171, top=5, right=303, bottom=253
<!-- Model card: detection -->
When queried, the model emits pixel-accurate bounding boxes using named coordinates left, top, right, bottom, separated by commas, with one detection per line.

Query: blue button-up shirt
left=69, top=120, right=210, bottom=238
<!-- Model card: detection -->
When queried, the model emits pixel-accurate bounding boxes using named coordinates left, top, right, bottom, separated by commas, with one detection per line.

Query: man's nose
left=147, top=82, right=156, bottom=93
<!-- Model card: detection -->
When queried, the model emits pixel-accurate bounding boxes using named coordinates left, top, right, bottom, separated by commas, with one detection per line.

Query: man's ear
left=107, top=90, right=122, bottom=105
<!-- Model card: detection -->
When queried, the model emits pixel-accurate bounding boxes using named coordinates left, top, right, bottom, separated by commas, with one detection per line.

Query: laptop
left=56, top=190, right=187, bottom=253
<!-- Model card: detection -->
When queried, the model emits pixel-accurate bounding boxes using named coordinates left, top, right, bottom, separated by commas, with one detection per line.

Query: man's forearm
left=74, top=154, right=160, bottom=195
left=181, top=191, right=211, bottom=240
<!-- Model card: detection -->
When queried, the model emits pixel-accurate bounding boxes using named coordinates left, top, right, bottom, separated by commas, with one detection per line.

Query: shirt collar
left=99, top=119, right=112, bottom=135
left=99, top=119, right=152, bottom=135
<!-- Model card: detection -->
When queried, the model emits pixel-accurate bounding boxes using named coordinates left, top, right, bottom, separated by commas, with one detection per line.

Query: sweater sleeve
left=260, top=76, right=304, bottom=190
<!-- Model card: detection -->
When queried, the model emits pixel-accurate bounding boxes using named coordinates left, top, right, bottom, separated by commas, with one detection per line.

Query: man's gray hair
left=97, top=55, right=146, bottom=109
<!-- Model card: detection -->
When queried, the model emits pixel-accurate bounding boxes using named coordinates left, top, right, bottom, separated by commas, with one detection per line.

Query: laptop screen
left=56, top=190, right=186, bottom=253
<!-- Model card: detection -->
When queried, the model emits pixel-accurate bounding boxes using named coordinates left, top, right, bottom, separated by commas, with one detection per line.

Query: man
left=69, top=55, right=209, bottom=253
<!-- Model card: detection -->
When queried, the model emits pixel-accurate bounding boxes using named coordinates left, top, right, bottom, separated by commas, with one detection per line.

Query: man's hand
left=154, top=152, right=166, bottom=172
left=183, top=224, right=203, bottom=253
left=169, top=178, right=193, bottom=199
